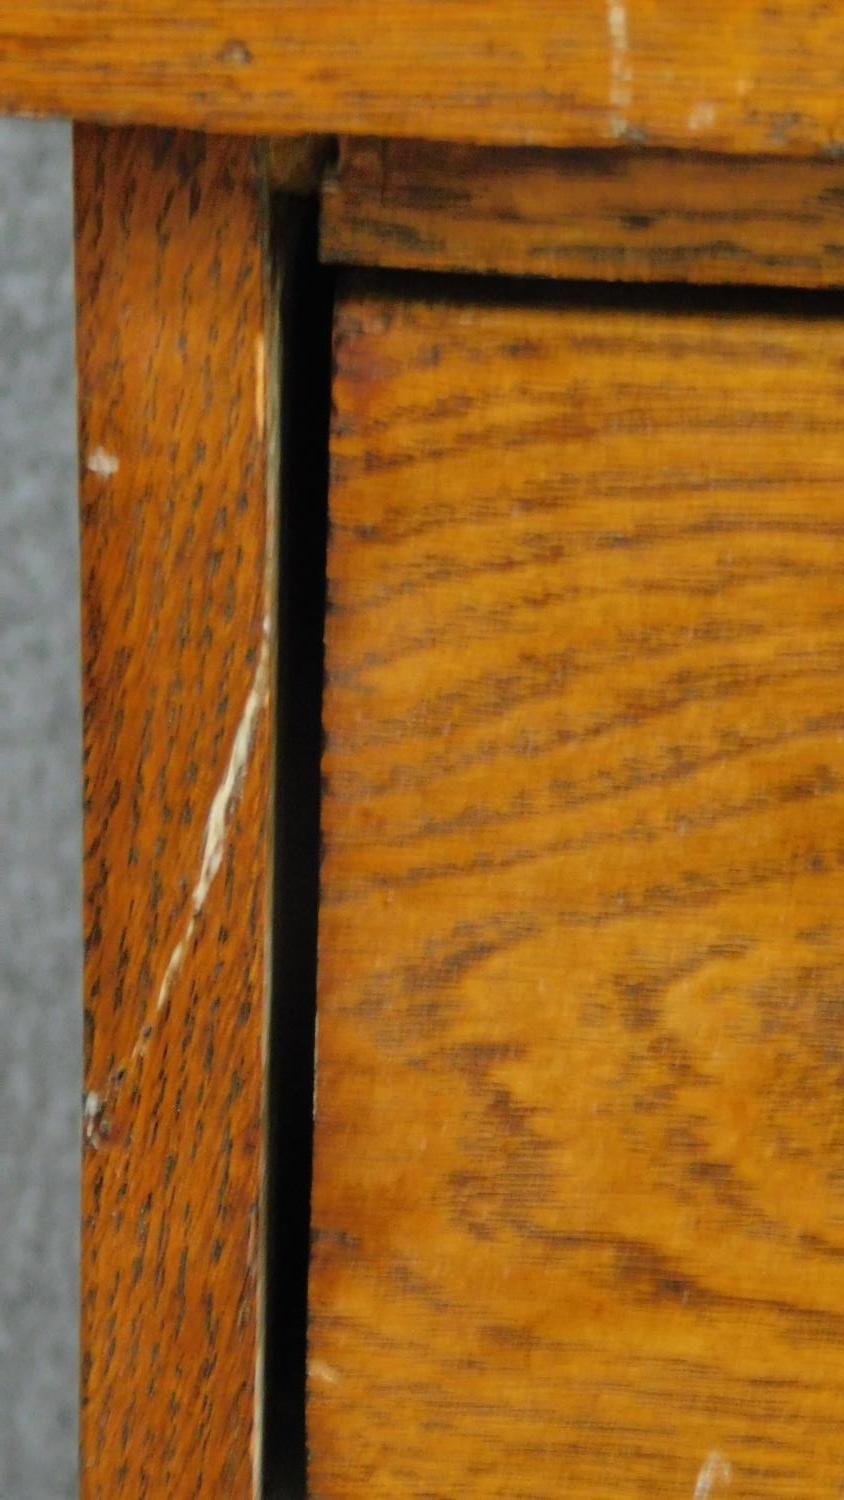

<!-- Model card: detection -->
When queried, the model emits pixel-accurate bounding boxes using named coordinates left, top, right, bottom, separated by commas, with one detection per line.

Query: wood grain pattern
left=6, top=2, right=844, bottom=156
left=311, top=281, right=844, bottom=1497
left=324, top=138, right=844, bottom=289
left=76, top=125, right=277, bottom=1498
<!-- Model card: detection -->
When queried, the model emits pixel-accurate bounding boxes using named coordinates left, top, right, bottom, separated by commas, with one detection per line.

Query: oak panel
left=5, top=2, right=844, bottom=155
left=76, top=126, right=276, bottom=1497
left=311, top=284, right=844, bottom=1497
left=324, top=138, right=844, bottom=289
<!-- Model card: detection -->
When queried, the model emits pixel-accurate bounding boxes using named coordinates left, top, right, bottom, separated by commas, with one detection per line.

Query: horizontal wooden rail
left=323, top=139, right=844, bottom=288
left=4, top=2, right=844, bottom=155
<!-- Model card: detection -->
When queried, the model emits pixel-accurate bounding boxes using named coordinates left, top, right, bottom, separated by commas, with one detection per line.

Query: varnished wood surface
left=324, top=138, right=844, bottom=289
left=311, top=281, right=844, bottom=1497
left=76, top=125, right=276, bottom=1497
left=6, top=3, right=844, bottom=155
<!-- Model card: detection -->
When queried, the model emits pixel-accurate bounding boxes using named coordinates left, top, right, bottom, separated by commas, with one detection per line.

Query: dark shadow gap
left=338, top=263, right=844, bottom=320
left=263, top=193, right=334, bottom=1500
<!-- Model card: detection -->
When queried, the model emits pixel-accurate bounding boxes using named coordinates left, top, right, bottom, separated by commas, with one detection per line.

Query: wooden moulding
left=6, top=1, right=844, bottom=156
left=76, top=125, right=278, bottom=1497
left=322, top=138, right=844, bottom=288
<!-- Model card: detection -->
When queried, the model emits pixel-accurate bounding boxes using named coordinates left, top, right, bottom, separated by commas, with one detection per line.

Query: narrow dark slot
left=339, top=263, right=844, bottom=319
left=263, top=194, right=334, bottom=1500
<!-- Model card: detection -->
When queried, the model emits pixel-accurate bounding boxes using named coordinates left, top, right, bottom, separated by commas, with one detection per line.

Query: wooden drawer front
left=310, top=282, right=844, bottom=1498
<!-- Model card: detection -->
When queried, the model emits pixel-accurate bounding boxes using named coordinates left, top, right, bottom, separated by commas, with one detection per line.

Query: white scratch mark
left=694, top=1452, right=732, bottom=1499
left=127, top=620, right=271, bottom=1069
left=194, top=627, right=270, bottom=914
left=688, top=102, right=717, bottom=132
left=83, top=1090, right=105, bottom=1148
left=309, top=1360, right=341, bottom=1386
left=607, top=0, right=633, bottom=137
left=87, top=446, right=120, bottom=477
left=83, top=1091, right=101, bottom=1126
left=150, top=933, right=189, bottom=1034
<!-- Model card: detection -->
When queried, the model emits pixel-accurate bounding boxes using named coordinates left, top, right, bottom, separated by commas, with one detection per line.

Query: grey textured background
left=1, top=119, right=80, bottom=1499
